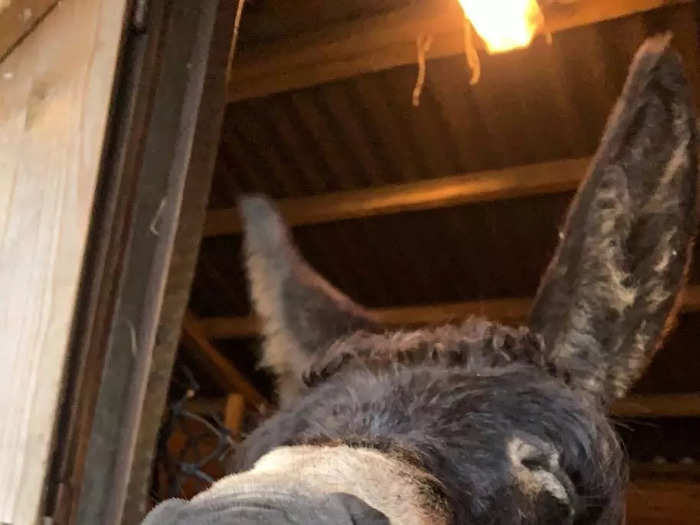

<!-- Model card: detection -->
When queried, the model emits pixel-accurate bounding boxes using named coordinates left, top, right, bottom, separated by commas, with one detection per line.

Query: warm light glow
left=458, top=0, right=544, bottom=53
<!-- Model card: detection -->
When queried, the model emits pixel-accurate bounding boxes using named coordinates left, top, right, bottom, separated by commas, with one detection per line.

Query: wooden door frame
left=45, top=1, right=238, bottom=523
left=35, top=2, right=700, bottom=524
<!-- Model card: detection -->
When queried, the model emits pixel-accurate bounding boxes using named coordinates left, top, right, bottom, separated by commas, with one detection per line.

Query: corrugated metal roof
left=237, top=0, right=417, bottom=47
left=209, top=4, right=697, bottom=205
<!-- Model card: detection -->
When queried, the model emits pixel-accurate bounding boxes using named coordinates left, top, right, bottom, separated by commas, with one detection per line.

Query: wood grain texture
left=121, top=2, right=243, bottom=522
left=182, top=314, right=268, bottom=409
left=228, top=0, right=692, bottom=101
left=199, top=285, right=700, bottom=339
left=183, top=393, right=700, bottom=420
left=0, top=0, right=57, bottom=60
left=626, top=481, right=700, bottom=524
left=204, top=157, right=590, bottom=237
left=0, top=0, right=128, bottom=522
left=612, top=393, right=700, bottom=418
left=224, top=393, right=245, bottom=438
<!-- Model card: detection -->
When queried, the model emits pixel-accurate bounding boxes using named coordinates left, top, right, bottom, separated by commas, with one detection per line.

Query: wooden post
left=224, top=394, right=246, bottom=438
left=0, top=0, right=56, bottom=60
left=120, top=2, right=243, bottom=522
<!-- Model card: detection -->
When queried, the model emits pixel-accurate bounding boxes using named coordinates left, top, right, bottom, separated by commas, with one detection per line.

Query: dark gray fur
left=233, top=35, right=697, bottom=524
left=235, top=326, right=624, bottom=524
left=141, top=35, right=698, bottom=525
left=529, top=33, right=698, bottom=400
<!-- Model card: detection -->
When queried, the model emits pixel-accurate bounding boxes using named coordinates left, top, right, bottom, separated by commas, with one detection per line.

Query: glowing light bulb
left=457, top=0, right=544, bottom=53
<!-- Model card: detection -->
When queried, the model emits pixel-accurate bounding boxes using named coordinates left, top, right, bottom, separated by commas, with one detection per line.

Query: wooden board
left=627, top=481, right=700, bottom=524
left=182, top=315, right=268, bottom=409
left=184, top=393, right=700, bottom=420
left=228, top=0, right=692, bottom=101
left=224, top=393, right=245, bottom=437
left=0, top=0, right=128, bottom=522
left=204, top=157, right=590, bottom=237
left=199, top=285, right=700, bottom=339
left=0, top=0, right=57, bottom=60
left=613, top=393, right=700, bottom=418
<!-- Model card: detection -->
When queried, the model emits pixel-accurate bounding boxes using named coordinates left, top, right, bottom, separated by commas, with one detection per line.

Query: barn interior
left=140, top=1, right=700, bottom=522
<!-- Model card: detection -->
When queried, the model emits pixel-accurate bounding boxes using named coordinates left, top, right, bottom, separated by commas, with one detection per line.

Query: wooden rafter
left=181, top=313, right=268, bottom=410
left=613, top=393, right=700, bottom=418
left=0, top=1, right=57, bottom=61
left=204, top=157, right=589, bottom=237
left=228, top=0, right=692, bottom=101
left=198, top=285, right=700, bottom=339
left=224, top=393, right=246, bottom=438
left=626, top=480, right=700, bottom=523
left=184, top=393, right=700, bottom=419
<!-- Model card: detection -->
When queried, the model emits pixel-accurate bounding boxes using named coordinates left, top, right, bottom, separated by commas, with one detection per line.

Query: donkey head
left=246, top=33, right=696, bottom=405
left=143, top=35, right=697, bottom=525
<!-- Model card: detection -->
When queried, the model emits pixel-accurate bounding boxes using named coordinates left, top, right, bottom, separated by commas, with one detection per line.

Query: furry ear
left=529, top=35, right=698, bottom=401
left=240, top=196, right=376, bottom=404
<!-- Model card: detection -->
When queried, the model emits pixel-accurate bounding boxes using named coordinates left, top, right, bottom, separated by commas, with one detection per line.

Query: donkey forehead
left=300, top=361, right=607, bottom=460
left=305, top=320, right=605, bottom=438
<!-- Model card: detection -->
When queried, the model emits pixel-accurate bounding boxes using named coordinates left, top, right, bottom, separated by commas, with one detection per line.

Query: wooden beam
left=228, top=0, right=692, bottom=101
left=183, top=396, right=229, bottom=417
left=626, top=481, right=700, bottom=524
left=224, top=393, right=246, bottom=438
left=631, top=462, right=700, bottom=481
left=372, top=297, right=533, bottom=327
left=198, top=311, right=262, bottom=338
left=200, top=285, right=700, bottom=339
left=612, top=393, right=700, bottom=418
left=0, top=0, right=129, bottom=522
left=204, top=157, right=589, bottom=237
left=0, top=0, right=56, bottom=61
left=199, top=298, right=530, bottom=338
left=184, top=393, right=700, bottom=420
left=181, top=314, right=268, bottom=410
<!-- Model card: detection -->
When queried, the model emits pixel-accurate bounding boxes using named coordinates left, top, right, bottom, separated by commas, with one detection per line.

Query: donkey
left=143, top=35, right=697, bottom=524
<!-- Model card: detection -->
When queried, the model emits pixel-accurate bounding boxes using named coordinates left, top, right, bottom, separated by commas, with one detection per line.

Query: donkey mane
left=302, top=319, right=550, bottom=388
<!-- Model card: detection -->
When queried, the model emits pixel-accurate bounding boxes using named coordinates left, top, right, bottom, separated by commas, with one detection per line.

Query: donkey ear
left=240, top=196, right=376, bottom=403
left=529, top=35, right=698, bottom=401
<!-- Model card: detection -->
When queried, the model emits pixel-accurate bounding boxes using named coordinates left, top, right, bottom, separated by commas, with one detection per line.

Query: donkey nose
left=141, top=490, right=389, bottom=524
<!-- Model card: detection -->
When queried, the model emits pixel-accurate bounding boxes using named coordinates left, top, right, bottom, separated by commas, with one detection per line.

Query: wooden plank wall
left=0, top=0, right=128, bottom=522
left=0, top=0, right=57, bottom=60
